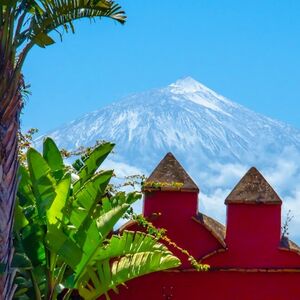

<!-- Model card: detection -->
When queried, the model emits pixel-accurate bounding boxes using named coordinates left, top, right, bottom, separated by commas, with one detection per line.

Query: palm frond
left=29, top=0, right=126, bottom=47
left=77, top=231, right=181, bottom=300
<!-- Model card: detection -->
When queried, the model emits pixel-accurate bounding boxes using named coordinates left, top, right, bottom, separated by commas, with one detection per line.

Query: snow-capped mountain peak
left=37, top=77, right=300, bottom=241
left=168, top=77, right=231, bottom=114
left=41, top=76, right=300, bottom=171
left=169, top=76, right=206, bottom=94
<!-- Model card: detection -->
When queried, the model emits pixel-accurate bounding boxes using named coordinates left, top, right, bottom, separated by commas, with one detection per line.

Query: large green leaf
left=14, top=201, right=29, bottom=232
left=43, top=137, right=64, bottom=181
left=94, top=231, right=169, bottom=262
left=96, top=204, right=130, bottom=241
left=45, top=225, right=82, bottom=270
left=18, top=166, right=35, bottom=206
left=27, top=148, right=56, bottom=219
left=77, top=231, right=181, bottom=300
left=70, top=170, right=113, bottom=235
left=74, top=203, right=130, bottom=281
left=46, top=174, right=71, bottom=225
left=70, top=170, right=113, bottom=255
left=21, top=224, right=46, bottom=267
left=73, top=142, right=114, bottom=192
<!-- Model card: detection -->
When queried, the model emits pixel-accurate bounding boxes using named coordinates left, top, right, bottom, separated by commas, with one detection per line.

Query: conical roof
left=225, top=167, right=282, bottom=205
left=142, top=152, right=199, bottom=192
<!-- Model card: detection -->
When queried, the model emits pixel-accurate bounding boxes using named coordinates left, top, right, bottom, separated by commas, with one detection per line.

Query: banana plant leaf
left=43, top=137, right=64, bottom=181
left=13, top=138, right=181, bottom=300
left=74, top=203, right=131, bottom=280
left=78, top=231, right=181, bottom=300
left=70, top=170, right=113, bottom=230
left=18, top=166, right=35, bottom=206
left=46, top=174, right=71, bottom=225
left=73, top=142, right=114, bottom=192
left=27, top=148, right=57, bottom=220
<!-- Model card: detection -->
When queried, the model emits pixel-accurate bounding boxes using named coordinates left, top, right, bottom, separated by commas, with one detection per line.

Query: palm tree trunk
left=0, top=61, right=23, bottom=299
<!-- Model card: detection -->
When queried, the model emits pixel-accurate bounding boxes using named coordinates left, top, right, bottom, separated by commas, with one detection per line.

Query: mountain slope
left=43, top=76, right=300, bottom=169
left=37, top=77, right=300, bottom=237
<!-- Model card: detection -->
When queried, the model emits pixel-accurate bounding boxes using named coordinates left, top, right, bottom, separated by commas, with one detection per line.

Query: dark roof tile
left=142, top=152, right=199, bottom=192
left=225, top=167, right=282, bottom=205
left=193, top=212, right=226, bottom=248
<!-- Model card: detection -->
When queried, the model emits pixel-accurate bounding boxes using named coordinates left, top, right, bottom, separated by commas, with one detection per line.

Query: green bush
left=13, top=138, right=180, bottom=300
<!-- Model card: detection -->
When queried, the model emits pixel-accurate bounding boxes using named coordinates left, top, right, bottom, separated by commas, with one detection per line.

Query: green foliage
left=1, top=0, right=126, bottom=297
left=1, top=0, right=126, bottom=76
left=13, top=138, right=180, bottom=300
left=131, top=214, right=210, bottom=272
left=78, top=231, right=180, bottom=300
left=18, top=129, right=39, bottom=165
left=142, top=181, right=184, bottom=190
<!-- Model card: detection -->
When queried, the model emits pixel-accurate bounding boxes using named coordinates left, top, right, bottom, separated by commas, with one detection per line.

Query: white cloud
left=108, top=146, right=300, bottom=243
left=281, top=188, right=300, bottom=241
left=200, top=188, right=230, bottom=225
left=192, top=149, right=300, bottom=243
left=262, top=146, right=300, bottom=195
left=203, top=162, right=249, bottom=188
left=102, top=159, right=144, bottom=178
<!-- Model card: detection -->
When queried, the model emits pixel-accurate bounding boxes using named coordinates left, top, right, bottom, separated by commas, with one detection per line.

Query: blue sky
left=22, top=0, right=300, bottom=134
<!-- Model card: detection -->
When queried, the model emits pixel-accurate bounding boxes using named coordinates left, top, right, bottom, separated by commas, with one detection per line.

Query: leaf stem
left=29, top=269, right=42, bottom=300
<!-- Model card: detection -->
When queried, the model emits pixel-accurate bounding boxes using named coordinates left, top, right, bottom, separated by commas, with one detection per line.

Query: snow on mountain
left=36, top=77, right=300, bottom=240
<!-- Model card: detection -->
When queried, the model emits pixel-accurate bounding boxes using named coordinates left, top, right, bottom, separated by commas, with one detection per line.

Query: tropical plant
left=0, top=1, right=125, bottom=298
left=13, top=138, right=181, bottom=300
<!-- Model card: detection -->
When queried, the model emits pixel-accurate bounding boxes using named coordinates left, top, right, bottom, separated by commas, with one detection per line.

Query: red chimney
left=225, top=167, right=282, bottom=263
left=142, top=152, right=199, bottom=220
left=142, top=153, right=202, bottom=266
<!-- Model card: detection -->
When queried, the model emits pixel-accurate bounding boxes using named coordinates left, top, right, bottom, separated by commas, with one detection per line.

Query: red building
left=112, top=153, right=300, bottom=300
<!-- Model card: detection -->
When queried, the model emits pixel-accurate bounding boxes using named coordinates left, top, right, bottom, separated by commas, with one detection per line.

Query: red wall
left=142, top=191, right=222, bottom=267
left=110, top=271, right=300, bottom=300
left=107, top=189, right=300, bottom=300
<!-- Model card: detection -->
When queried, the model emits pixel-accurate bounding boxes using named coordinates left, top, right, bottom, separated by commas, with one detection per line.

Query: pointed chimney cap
left=142, top=152, right=199, bottom=192
left=225, top=167, right=282, bottom=205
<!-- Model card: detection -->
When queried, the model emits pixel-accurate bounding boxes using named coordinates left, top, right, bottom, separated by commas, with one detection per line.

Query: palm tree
left=0, top=1, right=125, bottom=298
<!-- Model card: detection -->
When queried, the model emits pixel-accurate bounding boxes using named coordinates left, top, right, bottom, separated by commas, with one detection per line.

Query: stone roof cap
left=142, top=152, right=199, bottom=192
left=225, top=167, right=282, bottom=205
